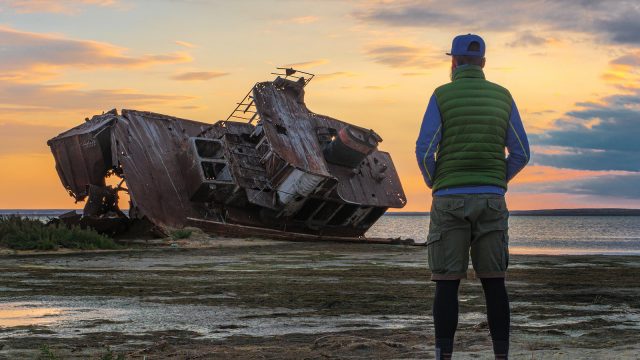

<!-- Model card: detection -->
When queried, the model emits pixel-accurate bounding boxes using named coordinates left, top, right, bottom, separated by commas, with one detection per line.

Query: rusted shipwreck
left=47, top=69, right=407, bottom=242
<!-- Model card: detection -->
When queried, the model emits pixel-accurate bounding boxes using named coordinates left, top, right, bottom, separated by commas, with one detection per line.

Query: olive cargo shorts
left=427, top=194, right=509, bottom=280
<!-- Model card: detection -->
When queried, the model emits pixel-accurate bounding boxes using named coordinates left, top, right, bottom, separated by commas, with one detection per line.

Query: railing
left=198, top=68, right=314, bottom=138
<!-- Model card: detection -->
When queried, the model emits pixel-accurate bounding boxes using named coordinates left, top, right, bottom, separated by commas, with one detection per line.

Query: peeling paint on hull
left=47, top=71, right=407, bottom=242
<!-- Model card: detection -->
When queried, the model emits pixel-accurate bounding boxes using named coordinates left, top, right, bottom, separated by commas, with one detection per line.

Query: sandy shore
left=1, top=238, right=639, bottom=359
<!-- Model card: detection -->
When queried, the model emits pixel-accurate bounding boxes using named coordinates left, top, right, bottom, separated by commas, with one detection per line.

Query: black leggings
left=433, top=278, right=510, bottom=356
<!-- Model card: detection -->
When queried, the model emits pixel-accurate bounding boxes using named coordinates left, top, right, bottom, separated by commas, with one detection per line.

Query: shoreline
left=3, top=236, right=640, bottom=257
left=3, top=239, right=640, bottom=257
left=4, top=211, right=640, bottom=257
left=1, top=239, right=639, bottom=359
left=3, top=209, right=640, bottom=217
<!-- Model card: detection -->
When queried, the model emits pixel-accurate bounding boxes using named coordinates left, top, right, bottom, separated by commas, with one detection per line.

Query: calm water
left=2, top=211, right=640, bottom=255
left=367, top=215, right=640, bottom=255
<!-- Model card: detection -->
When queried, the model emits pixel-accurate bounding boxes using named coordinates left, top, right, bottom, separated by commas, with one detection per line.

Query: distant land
left=385, top=209, right=640, bottom=216
left=509, top=208, right=640, bottom=216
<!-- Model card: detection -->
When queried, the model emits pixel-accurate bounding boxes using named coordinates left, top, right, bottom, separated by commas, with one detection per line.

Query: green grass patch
left=0, top=216, right=119, bottom=251
left=37, top=345, right=60, bottom=360
left=100, top=349, right=126, bottom=360
left=171, top=228, right=193, bottom=240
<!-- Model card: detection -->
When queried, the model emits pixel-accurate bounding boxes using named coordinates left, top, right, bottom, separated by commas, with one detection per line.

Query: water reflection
left=0, top=303, right=66, bottom=327
left=367, top=215, right=640, bottom=255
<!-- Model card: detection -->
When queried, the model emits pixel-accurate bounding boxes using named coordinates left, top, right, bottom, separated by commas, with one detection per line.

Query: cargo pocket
left=487, top=198, right=509, bottom=231
left=427, top=232, right=444, bottom=273
left=487, top=198, right=507, bottom=211
left=435, top=198, right=465, bottom=214
left=502, top=231, right=510, bottom=270
left=433, top=198, right=465, bottom=228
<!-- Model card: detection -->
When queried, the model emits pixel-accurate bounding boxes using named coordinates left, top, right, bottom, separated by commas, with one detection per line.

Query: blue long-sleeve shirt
left=415, top=93, right=530, bottom=195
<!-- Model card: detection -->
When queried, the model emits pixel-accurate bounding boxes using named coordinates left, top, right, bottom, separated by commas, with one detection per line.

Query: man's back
left=432, top=65, right=512, bottom=191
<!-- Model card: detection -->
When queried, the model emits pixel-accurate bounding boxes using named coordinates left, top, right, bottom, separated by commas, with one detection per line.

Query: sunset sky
left=0, top=0, right=638, bottom=211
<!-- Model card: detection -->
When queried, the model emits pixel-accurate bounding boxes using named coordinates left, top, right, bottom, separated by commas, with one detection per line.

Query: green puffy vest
left=433, top=65, right=512, bottom=191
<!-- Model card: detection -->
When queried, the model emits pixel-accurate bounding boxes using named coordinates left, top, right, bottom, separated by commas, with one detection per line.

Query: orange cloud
left=505, top=31, right=560, bottom=48
left=512, top=165, right=631, bottom=185
left=529, top=145, right=574, bottom=156
left=289, top=16, right=319, bottom=24
left=0, top=26, right=191, bottom=81
left=178, top=105, right=206, bottom=110
left=365, top=42, right=440, bottom=69
left=171, top=71, right=228, bottom=81
left=283, top=59, right=330, bottom=69
left=2, top=0, right=118, bottom=14
left=401, top=72, right=430, bottom=77
left=0, top=25, right=198, bottom=120
left=365, top=84, right=397, bottom=90
left=505, top=192, right=591, bottom=210
left=175, top=40, right=197, bottom=48
left=0, top=83, right=195, bottom=112
left=506, top=191, right=640, bottom=210
left=313, top=71, right=357, bottom=82
left=274, top=15, right=319, bottom=25
left=601, top=53, right=640, bottom=91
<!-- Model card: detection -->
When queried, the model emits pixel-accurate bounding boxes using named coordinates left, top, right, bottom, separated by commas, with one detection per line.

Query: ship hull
left=47, top=76, right=407, bottom=240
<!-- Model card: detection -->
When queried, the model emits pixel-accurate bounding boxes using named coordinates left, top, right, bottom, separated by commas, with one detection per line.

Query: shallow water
left=367, top=215, right=640, bottom=255
left=0, top=297, right=430, bottom=340
left=3, top=210, right=639, bottom=256
left=0, top=304, right=66, bottom=327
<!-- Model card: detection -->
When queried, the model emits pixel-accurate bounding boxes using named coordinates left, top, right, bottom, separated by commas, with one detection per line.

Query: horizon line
left=1, top=208, right=639, bottom=213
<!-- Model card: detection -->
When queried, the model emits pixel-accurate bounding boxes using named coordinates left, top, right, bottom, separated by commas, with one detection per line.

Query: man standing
left=415, top=34, right=530, bottom=360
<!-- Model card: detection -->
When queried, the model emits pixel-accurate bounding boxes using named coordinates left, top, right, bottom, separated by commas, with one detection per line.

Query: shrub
left=171, top=228, right=193, bottom=240
left=100, top=349, right=126, bottom=360
left=0, top=216, right=119, bottom=251
left=37, top=345, right=60, bottom=360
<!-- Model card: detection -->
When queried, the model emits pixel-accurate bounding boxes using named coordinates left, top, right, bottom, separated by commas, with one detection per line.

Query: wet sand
left=1, top=238, right=639, bottom=359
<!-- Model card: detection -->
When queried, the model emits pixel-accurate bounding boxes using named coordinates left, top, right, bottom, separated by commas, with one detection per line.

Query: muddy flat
left=1, top=239, right=639, bottom=359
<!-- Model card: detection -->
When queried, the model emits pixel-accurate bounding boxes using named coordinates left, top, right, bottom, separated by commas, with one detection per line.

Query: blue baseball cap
left=446, top=34, right=485, bottom=57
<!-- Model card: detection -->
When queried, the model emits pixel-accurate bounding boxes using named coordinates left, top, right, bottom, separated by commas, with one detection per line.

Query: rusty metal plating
left=47, top=70, right=408, bottom=243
